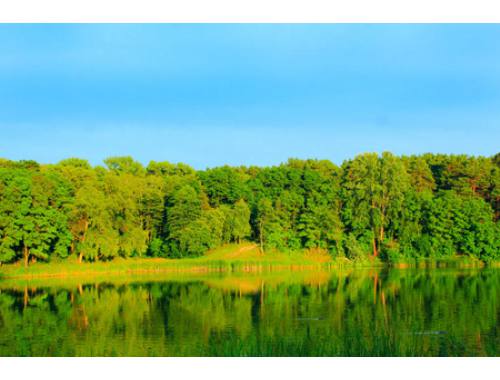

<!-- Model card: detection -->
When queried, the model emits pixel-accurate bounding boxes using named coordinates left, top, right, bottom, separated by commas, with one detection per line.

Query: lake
left=0, top=268, right=498, bottom=356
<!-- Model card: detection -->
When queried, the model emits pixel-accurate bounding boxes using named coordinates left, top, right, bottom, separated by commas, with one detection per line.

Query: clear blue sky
left=0, top=24, right=499, bottom=168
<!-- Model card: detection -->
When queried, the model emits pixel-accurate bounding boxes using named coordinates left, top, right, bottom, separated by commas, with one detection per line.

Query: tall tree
left=0, top=169, right=71, bottom=266
left=165, top=185, right=203, bottom=256
left=231, top=199, right=251, bottom=243
left=342, top=152, right=410, bottom=257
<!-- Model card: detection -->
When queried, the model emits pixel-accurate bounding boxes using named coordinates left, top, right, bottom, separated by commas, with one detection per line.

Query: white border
left=1, top=1, right=499, bottom=376
left=0, top=0, right=500, bottom=22
left=1, top=357, right=499, bottom=379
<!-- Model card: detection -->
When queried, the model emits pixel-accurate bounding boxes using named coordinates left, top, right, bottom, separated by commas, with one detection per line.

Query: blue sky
left=0, top=24, right=499, bottom=168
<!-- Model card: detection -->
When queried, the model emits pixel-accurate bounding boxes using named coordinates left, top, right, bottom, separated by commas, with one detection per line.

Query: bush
left=344, top=234, right=370, bottom=261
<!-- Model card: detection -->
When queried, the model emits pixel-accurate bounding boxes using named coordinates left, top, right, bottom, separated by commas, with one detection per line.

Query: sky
left=0, top=24, right=499, bottom=169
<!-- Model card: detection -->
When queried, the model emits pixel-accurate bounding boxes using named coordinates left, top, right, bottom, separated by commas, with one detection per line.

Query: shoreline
left=0, top=257, right=494, bottom=281
left=0, top=243, right=495, bottom=281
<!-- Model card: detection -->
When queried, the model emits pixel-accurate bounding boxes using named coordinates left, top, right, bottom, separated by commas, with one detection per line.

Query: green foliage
left=177, top=209, right=226, bottom=256
left=0, top=152, right=499, bottom=265
left=344, top=233, right=370, bottom=260
left=220, top=199, right=251, bottom=244
left=342, top=152, right=410, bottom=258
left=146, top=237, right=166, bottom=257
left=166, top=185, right=202, bottom=238
left=198, top=166, right=249, bottom=206
left=1, top=269, right=498, bottom=356
left=0, top=168, right=72, bottom=265
left=104, top=156, right=145, bottom=176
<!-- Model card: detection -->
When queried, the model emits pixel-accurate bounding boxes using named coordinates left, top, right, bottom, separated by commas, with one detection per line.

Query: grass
left=0, top=243, right=338, bottom=280
left=0, top=243, right=495, bottom=281
left=389, top=255, right=489, bottom=269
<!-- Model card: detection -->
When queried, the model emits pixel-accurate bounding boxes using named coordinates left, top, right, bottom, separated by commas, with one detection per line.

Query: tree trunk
left=78, top=220, right=89, bottom=264
left=23, top=245, right=29, bottom=268
left=372, top=237, right=378, bottom=258
left=259, top=221, right=264, bottom=254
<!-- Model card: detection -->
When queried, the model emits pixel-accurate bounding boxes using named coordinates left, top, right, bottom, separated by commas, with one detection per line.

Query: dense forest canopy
left=0, top=152, right=499, bottom=266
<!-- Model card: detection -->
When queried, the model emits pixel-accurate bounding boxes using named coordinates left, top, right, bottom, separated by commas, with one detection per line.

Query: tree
left=104, top=156, right=145, bottom=176
left=139, top=174, right=166, bottom=244
left=421, top=191, right=464, bottom=257
left=455, top=197, right=499, bottom=261
left=165, top=184, right=203, bottom=255
left=177, top=208, right=225, bottom=256
left=298, top=195, right=343, bottom=254
left=102, top=171, right=148, bottom=258
left=342, top=152, right=410, bottom=258
left=1, top=152, right=499, bottom=266
left=55, top=160, right=121, bottom=262
left=231, top=199, right=251, bottom=243
left=198, top=166, right=249, bottom=207
left=403, top=155, right=435, bottom=193
left=256, top=198, right=274, bottom=252
left=0, top=169, right=71, bottom=266
left=70, top=182, right=118, bottom=262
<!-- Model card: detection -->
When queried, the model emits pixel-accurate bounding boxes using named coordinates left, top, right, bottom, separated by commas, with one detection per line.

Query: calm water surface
left=0, top=268, right=498, bottom=356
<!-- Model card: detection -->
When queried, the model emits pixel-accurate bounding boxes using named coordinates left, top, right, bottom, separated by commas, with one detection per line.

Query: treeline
left=0, top=152, right=499, bottom=266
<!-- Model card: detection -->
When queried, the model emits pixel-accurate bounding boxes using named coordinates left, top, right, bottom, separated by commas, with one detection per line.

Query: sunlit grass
left=0, top=243, right=337, bottom=280
left=0, top=242, right=494, bottom=281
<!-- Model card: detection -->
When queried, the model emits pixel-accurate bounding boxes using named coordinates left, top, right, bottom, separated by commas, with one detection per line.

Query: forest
left=0, top=152, right=499, bottom=267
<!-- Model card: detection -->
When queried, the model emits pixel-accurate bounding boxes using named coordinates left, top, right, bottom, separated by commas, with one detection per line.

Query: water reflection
left=0, top=268, right=498, bottom=356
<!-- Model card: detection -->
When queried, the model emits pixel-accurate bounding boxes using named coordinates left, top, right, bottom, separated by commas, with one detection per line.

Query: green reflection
left=0, top=268, right=498, bottom=356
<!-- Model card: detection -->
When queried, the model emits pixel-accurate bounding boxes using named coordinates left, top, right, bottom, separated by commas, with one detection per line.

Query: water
left=0, top=268, right=498, bottom=356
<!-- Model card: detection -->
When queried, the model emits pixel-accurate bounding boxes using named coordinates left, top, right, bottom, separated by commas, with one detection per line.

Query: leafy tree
left=1, top=152, right=499, bottom=265
left=232, top=199, right=251, bottom=243
left=420, top=191, right=465, bottom=257
left=403, top=155, right=435, bottom=193
left=298, top=195, right=343, bottom=254
left=0, top=169, right=71, bottom=266
left=256, top=198, right=275, bottom=252
left=177, top=209, right=225, bottom=256
left=104, top=156, right=145, bottom=176
left=102, top=171, right=148, bottom=258
left=455, top=197, right=499, bottom=261
left=165, top=184, right=203, bottom=255
left=198, top=166, right=249, bottom=207
left=342, top=152, right=410, bottom=258
left=139, top=175, right=166, bottom=243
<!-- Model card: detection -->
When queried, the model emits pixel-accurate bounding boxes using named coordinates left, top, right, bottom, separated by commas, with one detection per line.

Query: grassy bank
left=389, top=256, right=491, bottom=269
left=0, top=243, right=341, bottom=280
left=0, top=243, right=495, bottom=281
